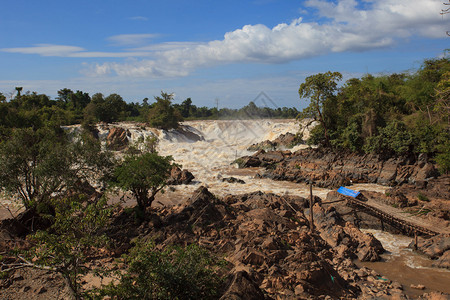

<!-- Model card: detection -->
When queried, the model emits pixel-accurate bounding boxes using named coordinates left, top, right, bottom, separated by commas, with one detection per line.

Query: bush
left=113, top=152, right=173, bottom=211
left=28, top=197, right=111, bottom=299
left=98, top=242, right=226, bottom=300
left=435, top=139, right=450, bottom=174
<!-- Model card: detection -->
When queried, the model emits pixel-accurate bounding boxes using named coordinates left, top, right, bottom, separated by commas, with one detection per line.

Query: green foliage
left=298, top=71, right=343, bottom=146
left=362, top=120, right=414, bottom=155
left=84, top=93, right=128, bottom=123
left=127, top=135, right=159, bottom=155
left=98, top=242, right=225, bottom=300
left=113, top=152, right=173, bottom=211
left=147, top=92, right=183, bottom=129
left=435, top=139, right=450, bottom=174
left=301, top=57, right=449, bottom=159
left=0, top=127, right=73, bottom=209
left=331, top=120, right=362, bottom=152
left=28, top=197, right=111, bottom=299
left=0, top=127, right=114, bottom=210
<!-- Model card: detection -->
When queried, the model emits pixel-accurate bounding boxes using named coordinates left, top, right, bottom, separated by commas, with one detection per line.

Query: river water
left=359, top=229, right=450, bottom=297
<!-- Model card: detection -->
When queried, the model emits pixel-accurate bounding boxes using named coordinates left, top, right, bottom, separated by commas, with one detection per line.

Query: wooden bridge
left=343, top=197, right=440, bottom=237
left=322, top=192, right=449, bottom=237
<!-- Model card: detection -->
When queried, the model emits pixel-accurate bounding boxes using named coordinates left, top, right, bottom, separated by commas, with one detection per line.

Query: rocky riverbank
left=2, top=186, right=449, bottom=299
left=237, top=147, right=450, bottom=271
left=237, top=148, right=441, bottom=189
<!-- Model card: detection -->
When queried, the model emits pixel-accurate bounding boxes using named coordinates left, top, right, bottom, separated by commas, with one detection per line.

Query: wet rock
left=410, top=234, right=450, bottom=259
left=176, top=126, right=204, bottom=142
left=419, top=291, right=450, bottom=300
left=235, top=156, right=263, bottom=168
left=222, top=177, right=246, bottom=184
left=247, top=132, right=301, bottom=151
left=411, top=284, right=426, bottom=290
left=432, top=250, right=450, bottom=269
left=166, top=165, right=195, bottom=185
left=106, top=127, right=129, bottom=151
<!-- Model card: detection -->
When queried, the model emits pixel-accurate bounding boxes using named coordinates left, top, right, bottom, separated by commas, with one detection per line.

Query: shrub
left=113, top=152, right=173, bottom=211
left=98, top=242, right=226, bottom=300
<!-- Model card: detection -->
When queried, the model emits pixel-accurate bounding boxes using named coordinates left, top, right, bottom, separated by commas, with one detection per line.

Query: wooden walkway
left=340, top=197, right=449, bottom=237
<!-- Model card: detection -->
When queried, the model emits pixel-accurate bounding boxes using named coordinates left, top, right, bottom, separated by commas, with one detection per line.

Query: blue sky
left=0, top=0, right=448, bottom=109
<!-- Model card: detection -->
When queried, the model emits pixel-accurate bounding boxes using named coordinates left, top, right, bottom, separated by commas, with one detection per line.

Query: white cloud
left=1, top=44, right=157, bottom=58
left=107, top=33, right=159, bottom=46
left=2, top=0, right=446, bottom=79
left=2, top=44, right=85, bottom=56
left=89, top=0, right=445, bottom=78
left=129, top=16, right=148, bottom=21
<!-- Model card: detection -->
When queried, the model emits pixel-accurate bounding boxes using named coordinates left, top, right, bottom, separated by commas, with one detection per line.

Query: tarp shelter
left=337, top=186, right=360, bottom=198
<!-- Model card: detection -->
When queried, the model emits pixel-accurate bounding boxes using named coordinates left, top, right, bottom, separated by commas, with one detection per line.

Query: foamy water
left=72, top=119, right=386, bottom=203
left=153, top=119, right=330, bottom=201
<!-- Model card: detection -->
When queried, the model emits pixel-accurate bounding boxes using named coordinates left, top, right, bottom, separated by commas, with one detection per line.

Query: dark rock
left=220, top=270, right=269, bottom=300
left=36, top=286, right=47, bottom=294
left=166, top=165, right=195, bottom=185
left=106, top=127, right=129, bottom=151
left=410, top=234, right=450, bottom=259
left=432, top=250, right=450, bottom=269
left=222, top=177, right=246, bottom=184
left=177, top=126, right=205, bottom=142
left=247, top=132, right=301, bottom=151
left=237, top=148, right=448, bottom=195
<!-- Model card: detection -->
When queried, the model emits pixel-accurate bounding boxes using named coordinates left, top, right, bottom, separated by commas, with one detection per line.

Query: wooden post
left=414, top=232, right=418, bottom=251
left=309, top=181, right=314, bottom=232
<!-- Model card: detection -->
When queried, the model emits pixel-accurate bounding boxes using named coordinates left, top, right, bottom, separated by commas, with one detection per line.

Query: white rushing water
left=152, top=119, right=332, bottom=203
left=77, top=119, right=390, bottom=205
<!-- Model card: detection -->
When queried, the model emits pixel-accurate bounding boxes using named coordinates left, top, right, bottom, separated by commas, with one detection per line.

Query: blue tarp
left=337, top=186, right=360, bottom=198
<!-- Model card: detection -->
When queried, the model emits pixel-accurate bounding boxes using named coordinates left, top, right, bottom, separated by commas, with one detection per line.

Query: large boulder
left=106, top=127, right=129, bottom=151
left=166, top=165, right=195, bottom=185
left=220, top=270, right=269, bottom=300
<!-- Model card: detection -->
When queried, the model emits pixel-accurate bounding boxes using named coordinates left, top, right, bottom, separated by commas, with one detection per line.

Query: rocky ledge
left=237, top=148, right=441, bottom=188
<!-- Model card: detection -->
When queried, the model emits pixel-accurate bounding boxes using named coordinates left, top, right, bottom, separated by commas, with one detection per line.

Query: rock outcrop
left=238, top=148, right=441, bottom=189
left=409, top=234, right=450, bottom=269
left=106, top=127, right=130, bottom=151
left=110, top=187, right=411, bottom=299
left=247, top=132, right=302, bottom=152
left=166, top=165, right=195, bottom=185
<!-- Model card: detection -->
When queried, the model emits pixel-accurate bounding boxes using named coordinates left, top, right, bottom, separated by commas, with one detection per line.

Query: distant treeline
left=0, top=88, right=299, bottom=133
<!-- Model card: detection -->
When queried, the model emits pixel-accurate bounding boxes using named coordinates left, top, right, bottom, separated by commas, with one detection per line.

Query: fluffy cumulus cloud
left=2, top=0, right=445, bottom=78
left=89, top=0, right=444, bottom=78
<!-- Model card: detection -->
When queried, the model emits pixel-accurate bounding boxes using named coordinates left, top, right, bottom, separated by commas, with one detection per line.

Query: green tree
left=298, top=71, right=343, bottom=146
left=113, top=152, right=173, bottom=211
left=180, top=97, right=192, bottom=118
left=147, top=92, right=183, bottom=129
left=0, top=128, right=114, bottom=211
left=84, top=93, right=127, bottom=123
left=25, top=197, right=111, bottom=299
left=98, top=242, right=225, bottom=300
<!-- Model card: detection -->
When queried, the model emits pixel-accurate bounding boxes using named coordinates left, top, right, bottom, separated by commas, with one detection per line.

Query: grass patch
left=417, top=193, right=430, bottom=202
